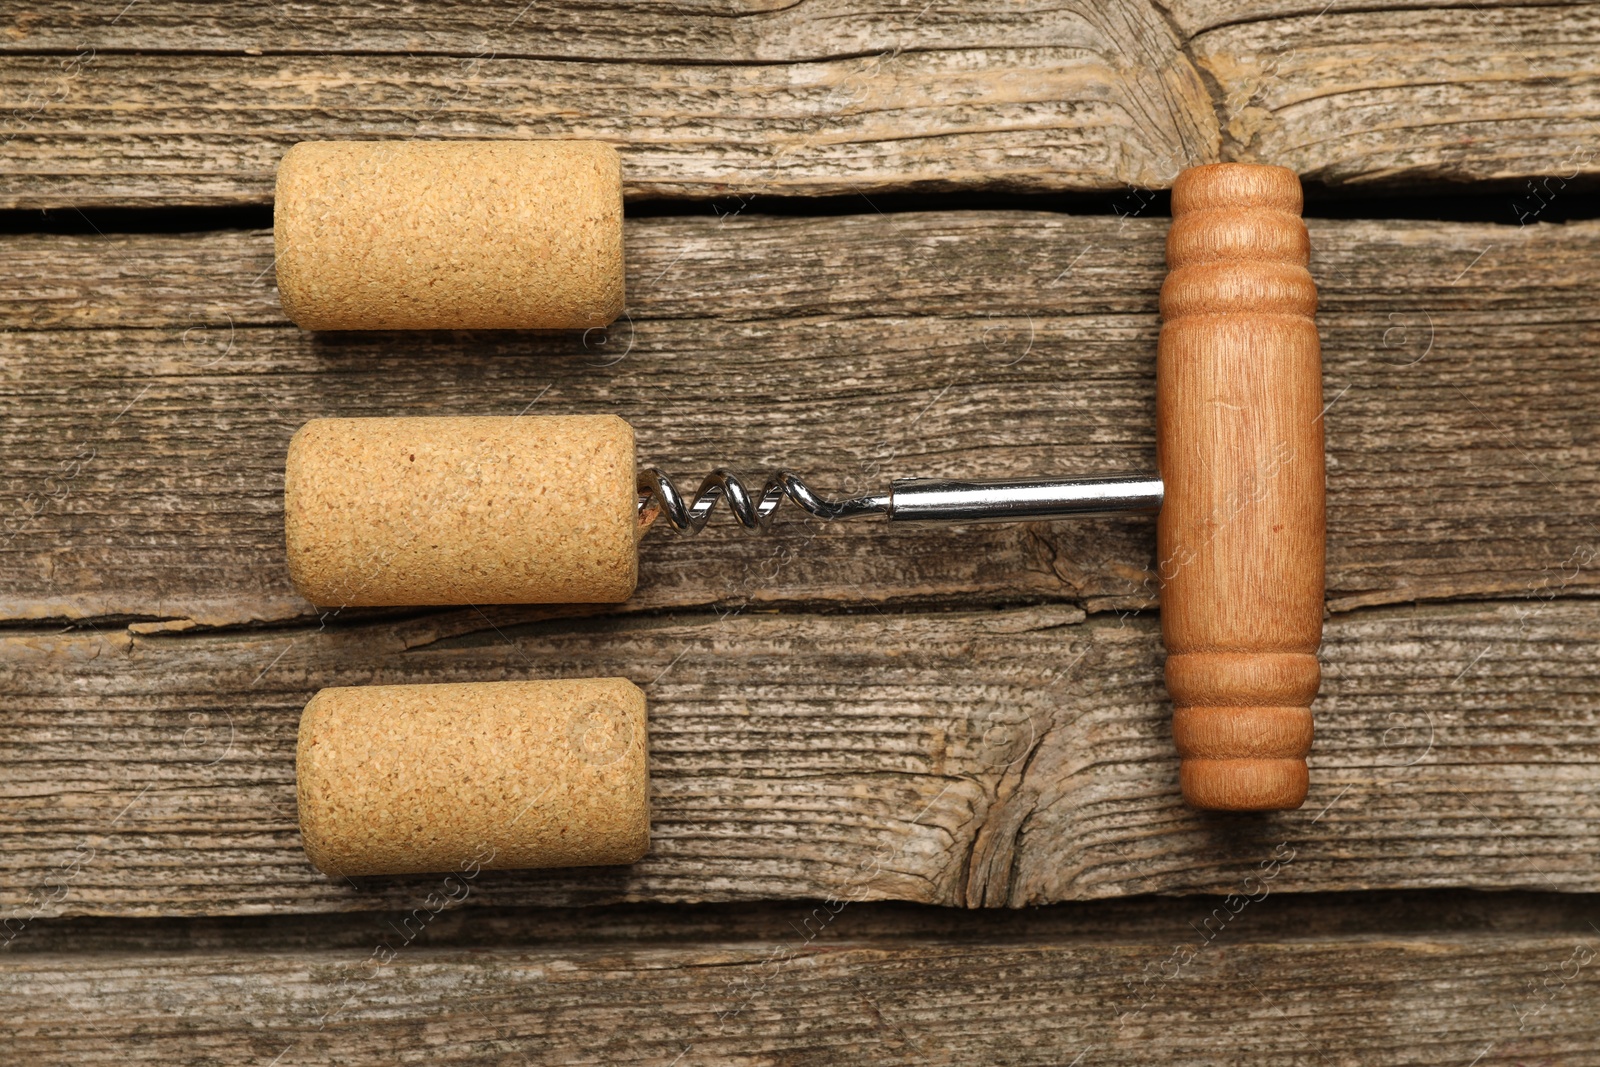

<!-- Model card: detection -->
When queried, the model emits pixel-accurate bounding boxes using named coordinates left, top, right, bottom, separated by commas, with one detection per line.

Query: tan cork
left=274, top=140, right=625, bottom=330
left=297, top=678, right=650, bottom=877
left=284, top=415, right=639, bottom=606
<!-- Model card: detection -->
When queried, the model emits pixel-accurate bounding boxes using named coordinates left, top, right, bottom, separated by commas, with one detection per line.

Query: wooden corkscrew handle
left=1158, top=164, right=1325, bottom=811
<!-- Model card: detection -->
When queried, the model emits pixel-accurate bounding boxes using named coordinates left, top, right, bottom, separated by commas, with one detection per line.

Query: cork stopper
left=274, top=140, right=625, bottom=330
left=285, top=415, right=639, bottom=607
left=297, top=678, right=650, bottom=877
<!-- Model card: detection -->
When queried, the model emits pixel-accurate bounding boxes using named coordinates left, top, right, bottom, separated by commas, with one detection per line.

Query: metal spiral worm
left=636, top=467, right=888, bottom=533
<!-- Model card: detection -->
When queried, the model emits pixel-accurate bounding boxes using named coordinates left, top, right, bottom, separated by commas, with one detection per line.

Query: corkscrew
left=282, top=162, right=1326, bottom=818
left=634, top=467, right=1164, bottom=532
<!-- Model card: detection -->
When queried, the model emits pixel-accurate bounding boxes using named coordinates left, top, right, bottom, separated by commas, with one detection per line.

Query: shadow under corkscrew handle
left=1158, top=163, right=1326, bottom=811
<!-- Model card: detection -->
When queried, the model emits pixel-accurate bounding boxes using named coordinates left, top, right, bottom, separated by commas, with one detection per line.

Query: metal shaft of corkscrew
left=637, top=468, right=1163, bottom=533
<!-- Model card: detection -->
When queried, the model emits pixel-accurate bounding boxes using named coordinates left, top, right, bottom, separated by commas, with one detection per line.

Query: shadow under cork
left=333, top=862, right=644, bottom=915
left=300, top=327, right=623, bottom=364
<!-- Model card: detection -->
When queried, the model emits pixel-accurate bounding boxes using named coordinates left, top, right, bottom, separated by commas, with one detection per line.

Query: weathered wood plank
left=1177, top=2, right=1600, bottom=191
left=3, top=2, right=1595, bottom=205
left=3, top=0, right=1205, bottom=69
left=4, top=927, right=1598, bottom=1063
left=3, top=213, right=1596, bottom=625
left=8, top=895, right=1597, bottom=1060
left=2, top=599, right=1597, bottom=917
left=0, top=0, right=1215, bottom=207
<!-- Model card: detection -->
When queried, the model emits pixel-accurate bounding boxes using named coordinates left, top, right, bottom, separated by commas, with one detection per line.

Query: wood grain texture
left=2, top=598, right=1597, bottom=917
left=1158, top=163, right=1324, bottom=810
left=0, top=0, right=1216, bottom=207
left=1177, top=1, right=1600, bottom=189
left=3, top=926, right=1599, bottom=1063
left=2, top=213, right=1596, bottom=627
left=5, top=4, right=1597, bottom=1058
left=7, top=894, right=1597, bottom=1060
left=3, top=2, right=1597, bottom=204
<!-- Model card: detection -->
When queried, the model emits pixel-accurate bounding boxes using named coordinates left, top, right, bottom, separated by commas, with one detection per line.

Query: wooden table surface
left=3, top=2, right=1599, bottom=1063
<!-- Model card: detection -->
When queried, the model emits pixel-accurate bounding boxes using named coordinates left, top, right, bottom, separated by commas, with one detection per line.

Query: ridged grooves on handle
left=1158, top=163, right=1326, bottom=812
